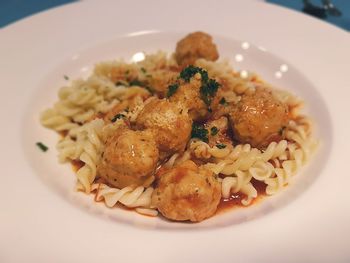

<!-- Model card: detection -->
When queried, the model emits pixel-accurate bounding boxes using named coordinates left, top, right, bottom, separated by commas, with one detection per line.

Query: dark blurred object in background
left=0, top=0, right=76, bottom=28
left=303, top=0, right=342, bottom=19
left=268, top=0, right=350, bottom=31
left=1, top=0, right=349, bottom=31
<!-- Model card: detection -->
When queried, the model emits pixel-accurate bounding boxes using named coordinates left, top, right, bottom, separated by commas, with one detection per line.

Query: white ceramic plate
left=1, top=1, right=350, bottom=262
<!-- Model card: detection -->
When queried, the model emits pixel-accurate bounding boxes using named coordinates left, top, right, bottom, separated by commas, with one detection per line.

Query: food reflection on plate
left=40, top=32, right=317, bottom=222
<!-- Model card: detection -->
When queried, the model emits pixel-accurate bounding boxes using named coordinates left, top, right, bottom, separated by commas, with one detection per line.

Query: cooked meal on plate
left=40, top=32, right=317, bottom=222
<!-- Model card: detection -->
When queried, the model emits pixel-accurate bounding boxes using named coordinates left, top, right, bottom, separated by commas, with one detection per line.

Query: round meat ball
left=135, top=98, right=192, bottom=157
left=152, top=160, right=221, bottom=222
left=97, top=128, right=159, bottom=188
left=175, top=31, right=219, bottom=67
left=169, top=75, right=208, bottom=121
left=229, top=87, right=290, bottom=149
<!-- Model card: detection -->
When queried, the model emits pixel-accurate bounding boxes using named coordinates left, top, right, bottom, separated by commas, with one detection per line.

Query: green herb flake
left=144, top=86, right=155, bottom=95
left=219, top=97, right=228, bottom=106
left=179, top=65, right=208, bottom=82
left=111, top=113, right=126, bottom=122
left=210, top=126, right=219, bottom=136
left=166, top=83, right=179, bottom=98
left=140, top=67, right=147, bottom=73
left=216, top=143, right=226, bottom=149
left=200, top=78, right=220, bottom=106
left=129, top=79, right=144, bottom=87
left=125, top=70, right=130, bottom=75
left=179, top=65, right=198, bottom=82
left=115, top=80, right=128, bottom=86
left=64, top=75, right=69, bottom=80
left=191, top=123, right=209, bottom=143
left=36, top=142, right=48, bottom=152
left=178, top=65, right=221, bottom=110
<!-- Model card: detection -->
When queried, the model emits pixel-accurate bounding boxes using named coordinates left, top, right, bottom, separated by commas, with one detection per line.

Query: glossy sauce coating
left=217, top=179, right=267, bottom=214
left=152, top=160, right=221, bottom=222
left=135, top=98, right=192, bottom=158
left=98, top=128, right=159, bottom=188
left=229, top=87, right=289, bottom=149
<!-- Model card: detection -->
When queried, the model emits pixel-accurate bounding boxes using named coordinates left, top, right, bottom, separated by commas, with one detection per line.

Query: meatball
left=152, top=160, right=221, bottom=222
left=97, top=128, right=159, bottom=188
left=135, top=98, right=192, bottom=157
left=169, top=74, right=208, bottom=121
left=175, top=32, right=219, bottom=67
left=229, top=87, right=290, bottom=149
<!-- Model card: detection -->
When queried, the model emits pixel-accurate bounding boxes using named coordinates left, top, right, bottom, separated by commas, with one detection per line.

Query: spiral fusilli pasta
left=91, top=183, right=158, bottom=216
left=192, top=122, right=316, bottom=205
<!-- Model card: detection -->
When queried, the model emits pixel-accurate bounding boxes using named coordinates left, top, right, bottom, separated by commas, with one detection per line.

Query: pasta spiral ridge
left=91, top=183, right=158, bottom=216
left=190, top=139, right=231, bottom=159
left=40, top=108, right=79, bottom=132
left=221, top=171, right=257, bottom=206
left=196, top=135, right=315, bottom=204
left=72, top=119, right=105, bottom=193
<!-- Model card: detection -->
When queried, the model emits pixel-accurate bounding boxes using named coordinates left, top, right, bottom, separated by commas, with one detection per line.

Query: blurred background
left=0, top=0, right=349, bottom=30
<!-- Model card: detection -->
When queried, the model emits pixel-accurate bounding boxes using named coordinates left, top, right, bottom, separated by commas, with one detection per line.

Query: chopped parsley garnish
left=115, top=79, right=154, bottom=94
left=64, top=75, right=69, bottom=80
left=219, top=97, right=228, bottom=106
left=177, top=65, right=220, bottom=108
left=140, top=67, right=147, bottom=73
left=167, top=83, right=179, bottom=98
left=116, top=79, right=154, bottom=94
left=216, top=143, right=226, bottom=149
left=210, top=126, right=219, bottom=136
left=180, top=65, right=208, bottom=82
left=115, top=80, right=128, bottom=86
left=36, top=142, right=48, bottom=152
left=144, top=86, right=155, bottom=94
left=200, top=78, right=220, bottom=106
left=125, top=70, right=130, bottom=75
left=111, top=113, right=126, bottom=122
left=129, top=79, right=144, bottom=87
left=191, top=123, right=209, bottom=143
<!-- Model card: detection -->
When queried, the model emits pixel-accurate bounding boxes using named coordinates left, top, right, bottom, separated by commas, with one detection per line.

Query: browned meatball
left=169, top=75, right=209, bottom=121
left=152, top=160, right=221, bottom=222
left=229, top=87, right=290, bottom=149
left=175, top=32, right=219, bottom=67
left=135, top=98, right=192, bottom=157
left=97, top=128, right=159, bottom=188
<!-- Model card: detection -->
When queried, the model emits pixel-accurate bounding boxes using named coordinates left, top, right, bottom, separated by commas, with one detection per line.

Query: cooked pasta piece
left=91, top=183, right=156, bottom=214
left=221, top=171, right=257, bottom=206
left=40, top=108, right=79, bottom=132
